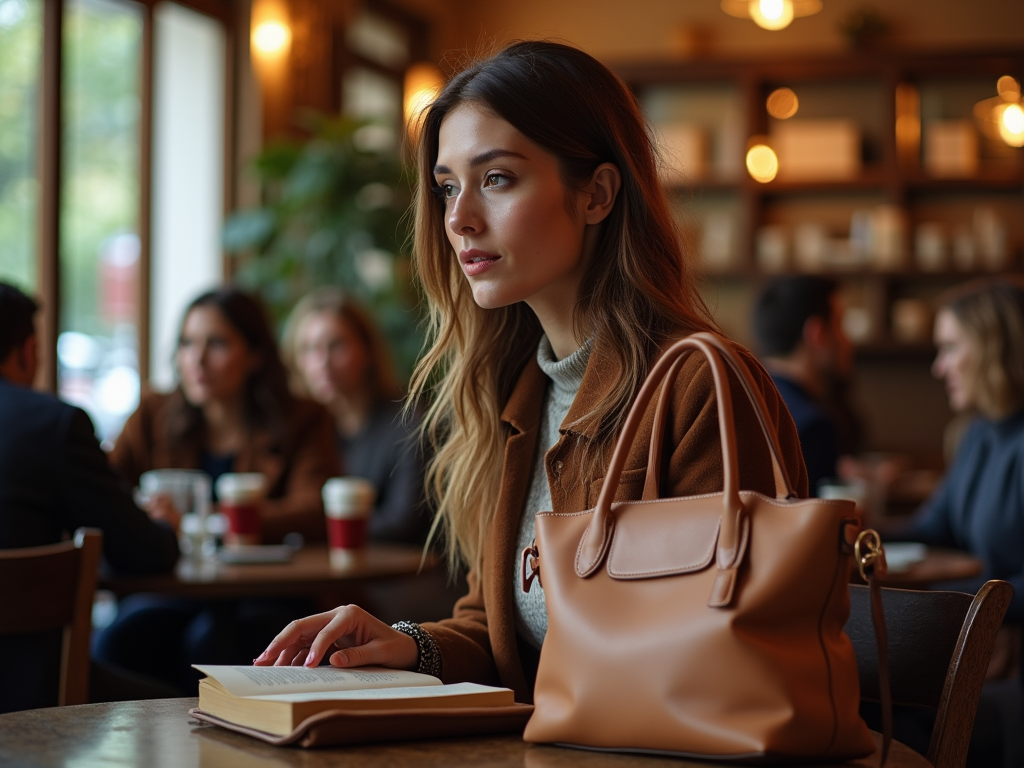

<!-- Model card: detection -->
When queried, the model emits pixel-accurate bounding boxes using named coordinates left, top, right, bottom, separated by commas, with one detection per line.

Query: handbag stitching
left=538, top=492, right=852, bottom=518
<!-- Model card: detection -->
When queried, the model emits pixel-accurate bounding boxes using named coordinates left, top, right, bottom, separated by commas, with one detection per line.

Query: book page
left=242, top=682, right=508, bottom=703
left=192, top=665, right=442, bottom=697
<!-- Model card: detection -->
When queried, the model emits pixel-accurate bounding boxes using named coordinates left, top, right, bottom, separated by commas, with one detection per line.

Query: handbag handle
left=575, top=333, right=794, bottom=608
left=643, top=332, right=795, bottom=503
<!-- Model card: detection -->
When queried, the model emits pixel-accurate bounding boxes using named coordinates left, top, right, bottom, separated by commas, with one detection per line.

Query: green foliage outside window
left=0, top=0, right=41, bottom=291
left=223, top=114, right=423, bottom=383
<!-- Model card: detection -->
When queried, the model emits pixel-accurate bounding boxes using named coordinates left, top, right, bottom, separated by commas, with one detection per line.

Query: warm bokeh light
left=767, top=87, right=799, bottom=119
left=749, top=0, right=793, bottom=30
left=721, top=0, right=819, bottom=30
left=997, top=75, right=1021, bottom=102
left=404, top=62, right=443, bottom=137
left=746, top=143, right=779, bottom=182
left=998, top=103, right=1024, bottom=147
left=252, top=21, right=289, bottom=54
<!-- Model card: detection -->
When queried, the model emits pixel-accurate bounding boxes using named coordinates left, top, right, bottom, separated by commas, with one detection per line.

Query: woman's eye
left=484, top=173, right=506, bottom=187
left=440, top=183, right=457, bottom=199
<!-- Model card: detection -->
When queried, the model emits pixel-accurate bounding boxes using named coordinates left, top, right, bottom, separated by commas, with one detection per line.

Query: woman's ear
left=583, top=163, right=622, bottom=226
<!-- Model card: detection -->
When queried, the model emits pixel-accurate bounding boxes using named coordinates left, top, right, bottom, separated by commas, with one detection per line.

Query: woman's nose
left=448, top=192, right=482, bottom=235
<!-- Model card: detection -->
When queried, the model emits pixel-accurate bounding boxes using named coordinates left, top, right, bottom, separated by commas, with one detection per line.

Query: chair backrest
left=846, top=580, right=1013, bottom=768
left=0, top=529, right=103, bottom=706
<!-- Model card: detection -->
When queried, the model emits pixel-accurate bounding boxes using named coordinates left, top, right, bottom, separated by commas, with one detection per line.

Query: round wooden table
left=98, top=544, right=434, bottom=600
left=0, top=699, right=929, bottom=768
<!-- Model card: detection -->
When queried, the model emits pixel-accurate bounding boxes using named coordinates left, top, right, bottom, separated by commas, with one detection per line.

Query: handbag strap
left=576, top=333, right=777, bottom=607
left=642, top=332, right=795, bottom=503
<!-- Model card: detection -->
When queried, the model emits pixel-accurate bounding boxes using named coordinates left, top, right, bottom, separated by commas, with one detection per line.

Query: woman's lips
left=461, top=249, right=501, bottom=277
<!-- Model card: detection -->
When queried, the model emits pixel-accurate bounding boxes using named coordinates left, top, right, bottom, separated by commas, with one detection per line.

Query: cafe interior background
left=0, top=0, right=1022, bottom=509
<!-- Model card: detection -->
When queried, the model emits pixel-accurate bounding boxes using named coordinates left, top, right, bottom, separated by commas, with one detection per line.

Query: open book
left=193, top=665, right=516, bottom=737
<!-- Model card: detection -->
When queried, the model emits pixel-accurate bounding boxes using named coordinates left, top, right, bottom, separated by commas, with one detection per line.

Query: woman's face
left=295, top=311, right=370, bottom=404
left=177, top=306, right=257, bottom=407
left=433, top=102, right=592, bottom=315
left=932, top=308, right=979, bottom=412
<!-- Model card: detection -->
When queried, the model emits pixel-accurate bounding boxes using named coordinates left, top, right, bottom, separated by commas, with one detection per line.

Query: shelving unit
left=615, top=49, right=1024, bottom=461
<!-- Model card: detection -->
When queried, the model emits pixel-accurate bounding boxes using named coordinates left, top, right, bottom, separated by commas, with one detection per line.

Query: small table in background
left=99, top=543, right=434, bottom=603
left=879, top=546, right=984, bottom=591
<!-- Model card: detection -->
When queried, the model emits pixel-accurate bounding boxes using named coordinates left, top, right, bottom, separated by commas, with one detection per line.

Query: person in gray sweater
left=283, top=288, right=429, bottom=545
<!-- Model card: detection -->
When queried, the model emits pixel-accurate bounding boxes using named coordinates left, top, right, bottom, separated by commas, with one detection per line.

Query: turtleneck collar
left=536, top=335, right=591, bottom=398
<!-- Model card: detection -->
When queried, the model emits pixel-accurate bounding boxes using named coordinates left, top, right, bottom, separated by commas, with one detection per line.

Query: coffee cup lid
left=322, top=477, right=376, bottom=509
left=216, top=473, right=267, bottom=500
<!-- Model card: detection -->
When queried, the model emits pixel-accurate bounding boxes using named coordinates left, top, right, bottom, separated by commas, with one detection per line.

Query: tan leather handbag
left=521, top=333, right=877, bottom=761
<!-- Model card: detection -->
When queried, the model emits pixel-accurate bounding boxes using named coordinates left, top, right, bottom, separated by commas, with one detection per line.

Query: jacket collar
left=499, top=335, right=622, bottom=440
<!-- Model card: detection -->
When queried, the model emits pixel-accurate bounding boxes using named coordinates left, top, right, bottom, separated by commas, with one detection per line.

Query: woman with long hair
left=255, top=41, right=806, bottom=701
left=110, top=286, right=337, bottom=542
left=282, top=288, right=429, bottom=544
left=899, top=276, right=1024, bottom=617
left=95, top=286, right=337, bottom=693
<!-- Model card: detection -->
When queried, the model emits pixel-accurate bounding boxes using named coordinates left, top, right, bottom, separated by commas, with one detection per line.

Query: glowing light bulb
left=404, top=63, right=443, bottom=138
left=749, top=0, right=794, bottom=30
left=997, top=75, right=1021, bottom=102
left=766, top=87, right=799, bottom=119
left=746, top=144, right=779, bottom=183
left=998, top=103, right=1024, bottom=147
left=252, top=21, right=289, bottom=54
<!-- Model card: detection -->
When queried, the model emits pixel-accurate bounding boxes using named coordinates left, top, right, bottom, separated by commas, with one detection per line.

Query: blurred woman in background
left=900, top=275, right=1024, bottom=616
left=94, top=286, right=337, bottom=692
left=283, top=288, right=429, bottom=545
left=111, top=286, right=337, bottom=543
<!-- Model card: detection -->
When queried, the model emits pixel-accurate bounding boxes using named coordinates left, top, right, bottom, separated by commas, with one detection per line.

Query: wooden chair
left=0, top=528, right=102, bottom=706
left=846, top=580, right=1013, bottom=768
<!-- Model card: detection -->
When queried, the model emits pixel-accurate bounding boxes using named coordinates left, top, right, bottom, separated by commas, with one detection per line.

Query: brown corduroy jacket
left=421, top=336, right=808, bottom=703
left=110, top=391, right=339, bottom=543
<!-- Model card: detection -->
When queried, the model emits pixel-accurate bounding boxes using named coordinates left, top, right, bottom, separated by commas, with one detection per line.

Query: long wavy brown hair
left=408, top=41, right=716, bottom=569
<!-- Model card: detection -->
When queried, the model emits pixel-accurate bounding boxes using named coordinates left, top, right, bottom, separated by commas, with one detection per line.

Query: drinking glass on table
left=139, top=469, right=213, bottom=558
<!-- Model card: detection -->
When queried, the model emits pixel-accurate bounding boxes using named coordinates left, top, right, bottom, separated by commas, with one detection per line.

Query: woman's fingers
left=253, top=612, right=336, bottom=666
left=253, top=605, right=418, bottom=671
left=304, top=608, right=364, bottom=667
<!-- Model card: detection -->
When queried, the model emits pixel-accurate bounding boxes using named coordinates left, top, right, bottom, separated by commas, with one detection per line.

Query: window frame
left=35, top=0, right=235, bottom=392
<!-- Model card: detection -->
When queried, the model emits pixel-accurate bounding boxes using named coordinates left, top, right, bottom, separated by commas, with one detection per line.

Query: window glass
left=150, top=2, right=225, bottom=390
left=60, top=0, right=142, bottom=444
left=0, top=0, right=41, bottom=291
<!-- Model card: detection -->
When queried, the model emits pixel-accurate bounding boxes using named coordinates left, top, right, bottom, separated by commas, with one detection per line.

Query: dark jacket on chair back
left=0, top=377, right=179, bottom=713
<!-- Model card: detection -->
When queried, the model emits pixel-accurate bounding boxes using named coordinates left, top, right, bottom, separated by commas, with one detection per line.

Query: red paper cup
left=216, top=473, right=266, bottom=546
left=222, top=502, right=262, bottom=545
left=323, top=478, right=375, bottom=569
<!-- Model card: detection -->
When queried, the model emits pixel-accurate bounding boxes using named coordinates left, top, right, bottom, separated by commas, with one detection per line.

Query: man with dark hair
left=752, top=275, right=854, bottom=492
left=0, top=281, right=179, bottom=713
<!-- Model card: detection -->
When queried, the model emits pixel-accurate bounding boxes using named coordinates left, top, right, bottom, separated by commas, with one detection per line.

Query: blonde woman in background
left=283, top=288, right=429, bottom=545
left=895, top=276, right=1024, bottom=614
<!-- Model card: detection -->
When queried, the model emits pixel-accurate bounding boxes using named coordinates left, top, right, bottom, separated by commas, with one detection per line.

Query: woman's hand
left=253, top=605, right=420, bottom=670
left=143, top=493, right=182, bottom=532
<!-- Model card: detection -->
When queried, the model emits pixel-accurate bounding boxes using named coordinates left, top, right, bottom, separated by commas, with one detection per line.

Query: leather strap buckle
left=521, top=543, right=540, bottom=593
left=855, top=529, right=887, bottom=582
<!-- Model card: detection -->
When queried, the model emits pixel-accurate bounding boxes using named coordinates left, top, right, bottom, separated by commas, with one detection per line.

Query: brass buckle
left=521, top=544, right=540, bottom=593
left=854, top=529, right=887, bottom=581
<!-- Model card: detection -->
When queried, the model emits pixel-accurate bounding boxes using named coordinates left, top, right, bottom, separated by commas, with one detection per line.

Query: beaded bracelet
left=391, top=620, right=442, bottom=678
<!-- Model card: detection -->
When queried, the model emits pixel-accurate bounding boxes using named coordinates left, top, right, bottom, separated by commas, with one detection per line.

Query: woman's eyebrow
left=434, top=148, right=527, bottom=176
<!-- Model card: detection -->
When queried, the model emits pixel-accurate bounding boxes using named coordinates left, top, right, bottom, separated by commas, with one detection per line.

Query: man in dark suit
left=0, top=282, right=180, bottom=712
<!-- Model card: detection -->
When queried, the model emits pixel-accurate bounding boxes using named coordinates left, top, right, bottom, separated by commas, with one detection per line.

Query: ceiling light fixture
left=721, top=0, right=822, bottom=31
